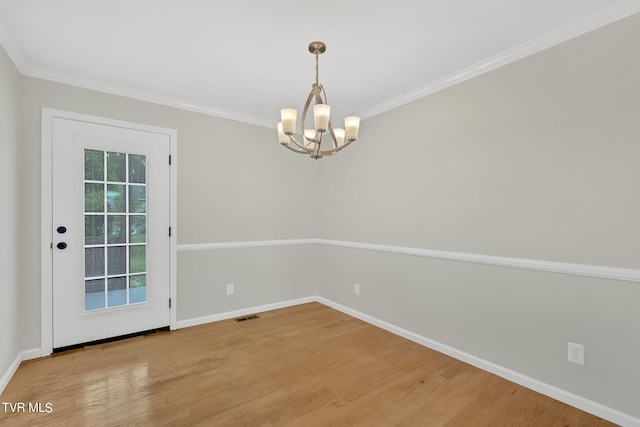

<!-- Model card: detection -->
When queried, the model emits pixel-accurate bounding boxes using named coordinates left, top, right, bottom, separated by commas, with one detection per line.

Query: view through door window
left=83, top=149, right=147, bottom=310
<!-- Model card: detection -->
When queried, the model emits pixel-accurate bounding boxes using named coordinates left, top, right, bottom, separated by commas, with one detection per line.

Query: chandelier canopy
left=277, top=41, right=360, bottom=159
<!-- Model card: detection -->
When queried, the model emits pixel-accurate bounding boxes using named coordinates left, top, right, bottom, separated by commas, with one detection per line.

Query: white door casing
left=41, top=109, right=177, bottom=355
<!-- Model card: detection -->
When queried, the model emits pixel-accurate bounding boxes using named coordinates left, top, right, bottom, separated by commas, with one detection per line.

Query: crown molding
left=21, top=66, right=275, bottom=128
left=0, top=12, right=273, bottom=128
left=2, top=3, right=639, bottom=127
left=358, top=1, right=640, bottom=120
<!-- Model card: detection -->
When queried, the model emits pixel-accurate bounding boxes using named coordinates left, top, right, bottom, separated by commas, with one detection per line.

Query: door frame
left=41, top=108, right=178, bottom=357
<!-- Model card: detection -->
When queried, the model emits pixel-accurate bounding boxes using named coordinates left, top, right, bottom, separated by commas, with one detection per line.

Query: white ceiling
left=0, top=0, right=638, bottom=127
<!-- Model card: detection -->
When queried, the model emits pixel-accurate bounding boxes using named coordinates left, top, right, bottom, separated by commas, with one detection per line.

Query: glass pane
left=107, top=152, right=126, bottom=182
left=107, top=277, right=127, bottom=307
left=129, top=154, right=146, bottom=184
left=83, top=148, right=153, bottom=311
left=85, top=247, right=105, bottom=277
left=129, top=186, right=146, bottom=213
left=85, top=215, right=104, bottom=245
left=107, top=215, right=126, bottom=244
left=129, top=216, right=146, bottom=243
left=84, top=150, right=104, bottom=181
left=85, top=183, right=104, bottom=213
left=85, top=279, right=105, bottom=311
left=107, top=246, right=127, bottom=275
left=129, top=245, right=146, bottom=273
left=129, top=275, right=146, bottom=304
left=107, top=184, right=126, bottom=213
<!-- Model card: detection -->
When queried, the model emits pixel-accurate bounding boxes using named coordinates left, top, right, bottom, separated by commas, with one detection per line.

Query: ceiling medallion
left=277, top=41, right=360, bottom=159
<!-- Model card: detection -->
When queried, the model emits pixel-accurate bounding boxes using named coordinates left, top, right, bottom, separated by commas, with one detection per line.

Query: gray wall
left=18, top=77, right=321, bottom=346
left=178, top=245, right=317, bottom=320
left=318, top=12, right=640, bottom=417
left=0, top=44, right=21, bottom=383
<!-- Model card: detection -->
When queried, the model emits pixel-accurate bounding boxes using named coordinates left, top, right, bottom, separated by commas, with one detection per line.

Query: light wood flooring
left=1, top=302, right=616, bottom=426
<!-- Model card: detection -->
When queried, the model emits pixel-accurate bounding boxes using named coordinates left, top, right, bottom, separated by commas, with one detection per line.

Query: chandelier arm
left=327, top=121, right=338, bottom=149
left=318, top=138, right=356, bottom=156
left=287, top=134, right=314, bottom=152
left=313, top=84, right=326, bottom=106
left=282, top=140, right=312, bottom=154
left=300, top=85, right=319, bottom=143
left=320, top=84, right=328, bottom=107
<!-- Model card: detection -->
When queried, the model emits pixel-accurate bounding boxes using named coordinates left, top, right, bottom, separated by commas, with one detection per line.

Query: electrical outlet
left=568, top=342, right=584, bottom=365
left=354, top=283, right=360, bottom=295
left=226, top=283, right=234, bottom=295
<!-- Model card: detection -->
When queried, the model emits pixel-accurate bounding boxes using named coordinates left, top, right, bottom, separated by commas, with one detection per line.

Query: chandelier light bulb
left=280, top=108, right=297, bottom=135
left=304, top=129, right=317, bottom=142
left=313, top=104, right=330, bottom=132
left=333, top=128, right=345, bottom=146
left=277, top=122, right=289, bottom=145
left=345, top=116, right=360, bottom=141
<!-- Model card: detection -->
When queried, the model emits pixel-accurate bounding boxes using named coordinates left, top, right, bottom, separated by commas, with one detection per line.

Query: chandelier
left=277, top=41, right=360, bottom=159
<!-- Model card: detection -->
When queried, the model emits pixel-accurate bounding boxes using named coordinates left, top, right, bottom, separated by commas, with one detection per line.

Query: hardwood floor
left=1, top=303, right=616, bottom=426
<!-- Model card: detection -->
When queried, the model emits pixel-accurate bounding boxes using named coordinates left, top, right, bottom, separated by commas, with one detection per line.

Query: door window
left=84, top=149, right=147, bottom=311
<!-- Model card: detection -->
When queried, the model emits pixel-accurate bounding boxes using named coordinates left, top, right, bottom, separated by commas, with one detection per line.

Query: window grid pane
left=84, top=149, right=148, bottom=311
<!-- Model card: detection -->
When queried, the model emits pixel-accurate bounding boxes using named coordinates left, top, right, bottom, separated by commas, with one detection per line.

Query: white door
left=51, top=117, right=171, bottom=349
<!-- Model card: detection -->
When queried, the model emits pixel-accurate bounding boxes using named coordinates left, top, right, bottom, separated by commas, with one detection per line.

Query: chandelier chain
left=315, top=53, right=319, bottom=86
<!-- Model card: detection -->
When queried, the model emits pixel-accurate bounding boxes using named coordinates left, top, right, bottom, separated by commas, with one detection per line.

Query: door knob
left=57, top=242, right=68, bottom=250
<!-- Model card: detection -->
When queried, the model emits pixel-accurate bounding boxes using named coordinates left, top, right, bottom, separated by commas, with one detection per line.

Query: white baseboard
left=21, top=348, right=42, bottom=361
left=0, top=348, right=42, bottom=395
left=173, top=296, right=316, bottom=329
left=316, top=296, right=640, bottom=427
left=0, top=353, right=22, bottom=396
